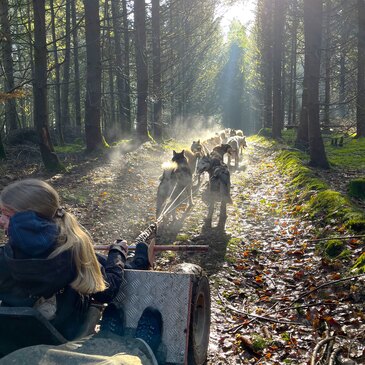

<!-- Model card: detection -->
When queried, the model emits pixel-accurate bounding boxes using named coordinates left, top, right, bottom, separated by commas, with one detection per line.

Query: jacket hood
left=8, top=211, right=59, bottom=258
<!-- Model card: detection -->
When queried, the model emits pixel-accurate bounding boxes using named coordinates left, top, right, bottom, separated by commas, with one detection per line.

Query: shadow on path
left=189, top=226, right=231, bottom=275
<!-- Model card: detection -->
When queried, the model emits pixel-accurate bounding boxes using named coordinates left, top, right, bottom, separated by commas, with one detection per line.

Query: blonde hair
left=0, top=179, right=106, bottom=295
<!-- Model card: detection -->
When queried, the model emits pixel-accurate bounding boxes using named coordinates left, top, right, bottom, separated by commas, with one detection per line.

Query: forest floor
left=0, top=136, right=364, bottom=364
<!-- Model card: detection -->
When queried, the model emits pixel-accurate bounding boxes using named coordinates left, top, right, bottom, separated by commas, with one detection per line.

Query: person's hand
left=111, top=239, right=128, bottom=255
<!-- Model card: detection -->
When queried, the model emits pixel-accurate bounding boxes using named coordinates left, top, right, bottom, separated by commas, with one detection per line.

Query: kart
left=0, top=245, right=211, bottom=365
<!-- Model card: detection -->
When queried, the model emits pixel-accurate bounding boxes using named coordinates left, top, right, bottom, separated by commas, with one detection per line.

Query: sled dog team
left=156, top=128, right=247, bottom=229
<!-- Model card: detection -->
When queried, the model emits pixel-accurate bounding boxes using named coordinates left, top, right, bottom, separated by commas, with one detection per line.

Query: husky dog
left=182, top=140, right=209, bottom=186
left=204, top=134, right=222, bottom=149
left=184, top=140, right=208, bottom=177
left=226, top=136, right=247, bottom=168
left=191, top=140, right=210, bottom=156
left=156, top=150, right=193, bottom=220
left=216, top=130, right=227, bottom=143
left=197, top=155, right=232, bottom=229
left=211, top=143, right=233, bottom=162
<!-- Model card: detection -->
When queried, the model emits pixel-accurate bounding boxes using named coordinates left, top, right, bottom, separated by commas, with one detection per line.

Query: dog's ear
left=182, top=149, right=185, bottom=155
left=198, top=139, right=200, bottom=143
left=173, top=150, right=176, bottom=156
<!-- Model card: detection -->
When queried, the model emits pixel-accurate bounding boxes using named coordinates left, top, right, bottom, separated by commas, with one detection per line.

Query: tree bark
left=50, top=0, right=64, bottom=145
left=122, top=0, right=131, bottom=132
left=152, top=0, right=162, bottom=140
left=84, top=0, right=105, bottom=151
left=0, top=0, right=18, bottom=131
left=111, top=0, right=127, bottom=134
left=0, top=135, right=5, bottom=159
left=61, top=0, right=71, bottom=137
left=106, top=0, right=116, bottom=135
left=323, top=0, right=331, bottom=129
left=32, top=0, right=62, bottom=171
left=357, top=0, right=365, bottom=137
left=303, top=0, right=329, bottom=168
left=71, top=0, right=82, bottom=136
left=262, top=0, right=273, bottom=128
left=272, top=0, right=286, bottom=138
left=288, top=1, right=298, bottom=126
left=134, top=0, right=148, bottom=140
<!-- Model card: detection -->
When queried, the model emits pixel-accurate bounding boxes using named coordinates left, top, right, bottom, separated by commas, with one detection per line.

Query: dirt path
left=1, top=139, right=364, bottom=364
left=58, top=139, right=363, bottom=364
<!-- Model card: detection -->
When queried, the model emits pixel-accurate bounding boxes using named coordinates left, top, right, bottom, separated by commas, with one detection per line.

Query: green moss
left=276, top=151, right=328, bottom=201
left=326, top=136, right=365, bottom=170
left=161, top=139, right=188, bottom=152
left=251, top=334, right=268, bottom=352
left=281, top=129, right=298, bottom=144
left=348, top=178, right=365, bottom=199
left=54, top=143, right=84, bottom=154
left=337, top=249, right=352, bottom=259
left=324, top=240, right=345, bottom=258
left=257, top=128, right=272, bottom=137
left=307, top=190, right=350, bottom=218
left=281, top=332, right=291, bottom=342
left=345, top=217, right=365, bottom=232
left=352, top=253, right=365, bottom=273
left=110, top=139, right=132, bottom=147
left=176, top=233, right=190, bottom=241
left=227, top=237, right=242, bottom=248
left=248, top=135, right=276, bottom=148
left=276, top=150, right=365, bottom=230
left=147, top=130, right=157, bottom=144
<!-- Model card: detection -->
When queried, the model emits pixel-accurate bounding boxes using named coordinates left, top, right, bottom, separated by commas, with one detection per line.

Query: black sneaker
left=135, top=307, right=163, bottom=352
left=99, top=304, right=125, bottom=337
left=126, top=242, right=150, bottom=270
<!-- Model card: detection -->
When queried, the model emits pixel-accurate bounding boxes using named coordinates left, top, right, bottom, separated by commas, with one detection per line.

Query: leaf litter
left=0, top=139, right=364, bottom=364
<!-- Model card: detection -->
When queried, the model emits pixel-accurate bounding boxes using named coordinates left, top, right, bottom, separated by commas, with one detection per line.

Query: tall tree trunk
left=32, top=0, right=62, bottom=171
left=262, top=0, right=273, bottom=128
left=152, top=0, right=162, bottom=140
left=357, top=0, right=365, bottom=137
left=50, top=0, right=64, bottom=144
left=288, top=0, right=299, bottom=125
left=122, top=0, right=131, bottom=131
left=272, top=0, right=285, bottom=138
left=288, top=1, right=298, bottom=126
left=134, top=0, right=148, bottom=140
left=0, top=0, right=18, bottom=131
left=84, top=0, right=104, bottom=151
left=0, top=135, right=5, bottom=159
left=111, top=0, right=127, bottom=134
left=323, top=0, right=331, bottom=129
left=106, top=1, right=116, bottom=135
left=71, top=0, right=82, bottom=136
left=61, top=0, right=71, bottom=138
left=303, top=0, right=329, bottom=168
left=338, top=49, right=346, bottom=118
left=168, top=1, right=175, bottom=124
left=295, top=3, right=309, bottom=150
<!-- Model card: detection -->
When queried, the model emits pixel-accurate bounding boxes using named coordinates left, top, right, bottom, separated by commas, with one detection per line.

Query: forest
left=0, top=0, right=365, bottom=165
left=0, top=0, right=365, bottom=364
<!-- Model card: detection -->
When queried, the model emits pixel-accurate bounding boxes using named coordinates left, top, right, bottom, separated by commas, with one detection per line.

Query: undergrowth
left=252, top=133, right=365, bottom=273
left=275, top=150, right=365, bottom=234
left=325, top=136, right=365, bottom=170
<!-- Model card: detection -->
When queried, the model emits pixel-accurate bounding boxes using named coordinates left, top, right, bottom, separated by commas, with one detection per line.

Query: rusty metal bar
left=94, top=244, right=209, bottom=253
